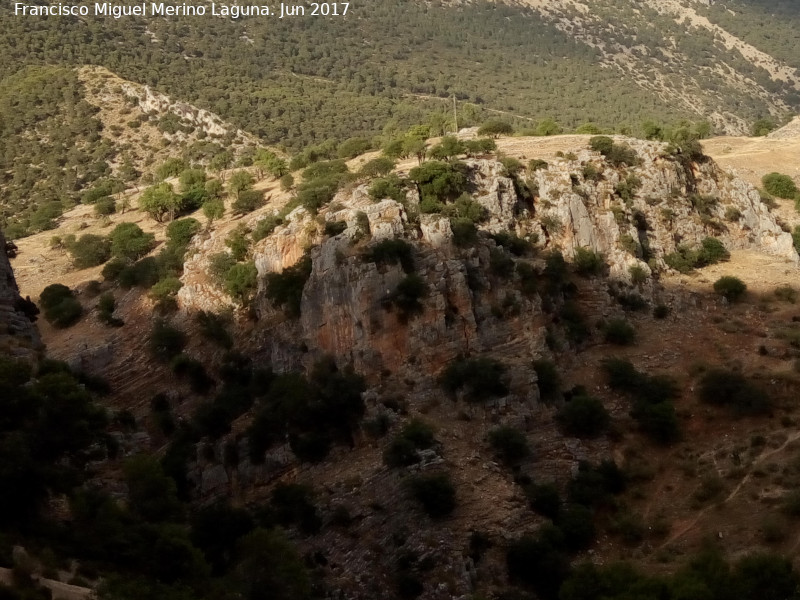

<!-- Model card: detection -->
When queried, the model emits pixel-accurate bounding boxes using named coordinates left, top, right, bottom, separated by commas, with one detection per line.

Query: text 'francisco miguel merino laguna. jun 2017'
left=13, top=2, right=350, bottom=18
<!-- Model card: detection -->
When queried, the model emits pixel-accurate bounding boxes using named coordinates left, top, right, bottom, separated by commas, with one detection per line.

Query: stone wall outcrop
left=0, top=229, right=42, bottom=361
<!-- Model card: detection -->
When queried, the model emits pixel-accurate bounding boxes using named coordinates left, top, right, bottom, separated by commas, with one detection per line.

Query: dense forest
left=0, top=67, right=114, bottom=238
left=699, top=0, right=800, bottom=70
left=3, top=0, right=782, bottom=153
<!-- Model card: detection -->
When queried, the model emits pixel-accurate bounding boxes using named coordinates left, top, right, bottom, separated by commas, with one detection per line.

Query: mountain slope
left=512, top=0, right=800, bottom=131
left=0, top=65, right=264, bottom=239
left=2, top=0, right=799, bottom=155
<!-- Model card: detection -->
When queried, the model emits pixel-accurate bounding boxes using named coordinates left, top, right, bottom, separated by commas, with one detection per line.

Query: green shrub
left=166, top=218, right=201, bottom=248
left=265, top=255, right=312, bottom=318
left=324, top=220, right=347, bottom=237
left=225, top=226, right=251, bottom=261
left=698, top=369, right=770, bottom=416
left=602, top=358, right=680, bottom=443
left=631, top=400, right=680, bottom=444
left=110, top=223, right=155, bottom=262
left=589, top=136, right=614, bottom=155
left=40, top=283, right=83, bottom=328
left=252, top=216, right=282, bottom=242
left=528, top=158, right=549, bottom=172
left=195, top=311, right=233, bottom=349
left=383, top=419, right=436, bottom=468
left=82, top=180, right=118, bottom=204
left=665, top=237, right=728, bottom=273
left=489, top=248, right=515, bottom=278
left=386, top=273, right=428, bottom=318
left=225, top=262, right=258, bottom=304
left=441, top=193, right=487, bottom=223
left=338, top=137, right=372, bottom=159
left=619, top=234, right=641, bottom=257
left=364, top=239, right=415, bottom=273
left=450, top=218, right=478, bottom=247
left=604, top=318, right=635, bottom=345
left=94, top=197, right=116, bottom=216
left=368, top=174, right=407, bottom=203
left=699, top=237, right=729, bottom=263
left=118, top=257, right=161, bottom=289
left=407, top=473, right=456, bottom=518
left=488, top=426, right=530, bottom=466
left=463, top=138, right=497, bottom=155
left=359, top=156, right=396, bottom=179
left=67, top=233, right=111, bottom=269
left=232, top=189, right=266, bottom=215
left=101, top=258, right=127, bottom=281
left=499, top=156, right=524, bottom=176
left=607, top=143, right=640, bottom=167
left=296, top=175, right=345, bottom=213
left=517, top=262, right=538, bottom=297
left=506, top=530, right=571, bottom=599
left=170, top=354, right=214, bottom=394
left=149, top=320, right=187, bottom=361
left=615, top=174, right=642, bottom=201
left=279, top=173, right=294, bottom=191
left=582, top=163, right=602, bottom=181
left=556, top=395, right=610, bottom=438
left=270, top=483, right=322, bottom=534
left=557, top=503, right=596, bottom=550
left=492, top=232, right=533, bottom=256
left=477, top=119, right=513, bottom=138
left=629, top=264, right=648, bottom=284
left=97, top=292, right=123, bottom=327
left=653, top=304, right=669, bottom=319
left=725, top=206, right=742, bottom=221
left=149, top=276, right=183, bottom=303
left=533, top=359, right=560, bottom=402
left=573, top=247, right=604, bottom=276
left=526, top=483, right=561, bottom=519
left=428, top=136, right=465, bottom=161
left=762, top=172, right=798, bottom=200
left=713, top=276, right=747, bottom=302
left=560, top=301, right=590, bottom=344
left=775, top=285, right=797, bottom=303
left=408, top=160, right=469, bottom=204
left=440, top=356, right=508, bottom=402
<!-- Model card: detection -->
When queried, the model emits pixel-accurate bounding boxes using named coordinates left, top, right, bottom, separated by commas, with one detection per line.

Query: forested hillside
left=3, top=0, right=799, bottom=155
left=698, top=0, right=800, bottom=70
left=0, top=67, right=113, bottom=237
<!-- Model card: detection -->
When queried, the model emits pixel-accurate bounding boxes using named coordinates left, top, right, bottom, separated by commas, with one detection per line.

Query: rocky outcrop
left=533, top=138, right=797, bottom=279
left=0, top=229, right=43, bottom=361
left=180, top=138, right=797, bottom=384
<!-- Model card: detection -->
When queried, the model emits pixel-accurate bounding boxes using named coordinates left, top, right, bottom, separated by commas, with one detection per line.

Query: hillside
left=2, top=0, right=799, bottom=156
left=5, top=124, right=800, bottom=598
left=4, top=1, right=800, bottom=594
left=0, top=65, right=267, bottom=239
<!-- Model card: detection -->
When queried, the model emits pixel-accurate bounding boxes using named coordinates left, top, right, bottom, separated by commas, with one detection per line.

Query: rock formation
left=0, top=229, right=43, bottom=361
left=177, top=138, right=796, bottom=387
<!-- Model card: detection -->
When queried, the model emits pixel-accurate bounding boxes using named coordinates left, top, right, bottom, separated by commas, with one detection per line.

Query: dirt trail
left=659, top=430, right=800, bottom=550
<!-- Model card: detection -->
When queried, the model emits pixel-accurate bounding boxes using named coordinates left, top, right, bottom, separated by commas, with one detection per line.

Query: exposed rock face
left=180, top=139, right=796, bottom=385
left=121, top=81, right=252, bottom=143
left=533, top=139, right=797, bottom=279
left=0, top=229, right=43, bottom=361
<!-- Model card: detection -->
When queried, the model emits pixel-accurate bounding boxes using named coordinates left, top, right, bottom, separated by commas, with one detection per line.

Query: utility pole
left=452, top=94, right=458, bottom=134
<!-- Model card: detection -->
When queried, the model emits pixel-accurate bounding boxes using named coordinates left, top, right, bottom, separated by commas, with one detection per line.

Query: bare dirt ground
left=703, top=135, right=800, bottom=190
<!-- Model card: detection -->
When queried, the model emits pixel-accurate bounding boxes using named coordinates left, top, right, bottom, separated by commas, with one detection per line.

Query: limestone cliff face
left=532, top=140, right=796, bottom=280
left=0, top=230, right=42, bottom=361
left=178, top=139, right=796, bottom=385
